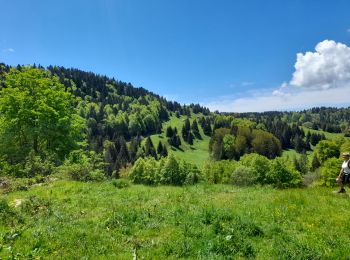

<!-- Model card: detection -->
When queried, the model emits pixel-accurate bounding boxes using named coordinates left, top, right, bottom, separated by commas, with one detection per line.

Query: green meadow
left=1, top=180, right=350, bottom=259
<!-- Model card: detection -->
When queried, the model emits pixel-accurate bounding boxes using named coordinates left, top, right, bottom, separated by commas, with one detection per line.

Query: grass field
left=301, top=126, right=348, bottom=141
left=149, top=114, right=210, bottom=167
left=1, top=180, right=350, bottom=259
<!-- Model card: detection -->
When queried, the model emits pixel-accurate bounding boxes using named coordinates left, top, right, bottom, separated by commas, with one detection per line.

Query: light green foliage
left=315, top=140, right=340, bottom=163
left=340, top=140, right=350, bottom=155
left=319, top=157, right=342, bottom=187
left=223, top=134, right=235, bottom=158
left=266, top=157, right=302, bottom=188
left=128, top=154, right=200, bottom=186
left=58, top=150, right=105, bottom=181
left=231, top=166, right=258, bottom=186
left=239, top=153, right=271, bottom=184
left=0, top=67, right=85, bottom=163
left=202, top=160, right=238, bottom=184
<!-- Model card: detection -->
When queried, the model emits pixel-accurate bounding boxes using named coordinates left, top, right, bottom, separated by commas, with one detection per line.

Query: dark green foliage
left=293, top=153, right=308, bottom=175
left=166, top=126, right=174, bottom=138
left=143, top=137, right=157, bottom=159
left=200, top=117, right=212, bottom=136
left=167, top=127, right=181, bottom=148
left=157, top=141, right=168, bottom=158
left=111, top=179, right=130, bottom=189
left=311, top=155, right=321, bottom=171
left=191, top=119, right=201, bottom=139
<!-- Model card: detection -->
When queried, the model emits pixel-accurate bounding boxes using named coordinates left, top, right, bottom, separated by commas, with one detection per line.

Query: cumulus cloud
left=290, top=40, right=350, bottom=89
left=205, top=40, right=350, bottom=112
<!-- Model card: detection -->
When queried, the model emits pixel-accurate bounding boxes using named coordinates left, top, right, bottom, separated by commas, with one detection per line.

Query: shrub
left=128, top=154, right=200, bottom=186
left=58, top=150, right=106, bottom=181
left=239, top=153, right=271, bottom=184
left=315, top=140, right=340, bottom=163
left=111, top=179, right=130, bottom=189
left=266, top=158, right=302, bottom=188
left=319, top=157, right=342, bottom=187
left=231, top=166, right=258, bottom=186
left=0, top=199, right=23, bottom=226
left=202, top=160, right=238, bottom=184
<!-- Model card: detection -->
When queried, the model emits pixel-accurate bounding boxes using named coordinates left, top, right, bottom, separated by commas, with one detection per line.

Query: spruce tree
left=144, top=137, right=157, bottom=159
left=191, top=119, right=201, bottom=139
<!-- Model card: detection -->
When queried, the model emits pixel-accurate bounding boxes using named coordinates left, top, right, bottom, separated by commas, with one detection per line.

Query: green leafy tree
left=239, top=153, right=271, bottom=184
left=320, top=157, right=342, bottom=187
left=0, top=67, right=84, bottom=164
left=315, top=140, right=340, bottom=163
left=266, top=157, right=302, bottom=188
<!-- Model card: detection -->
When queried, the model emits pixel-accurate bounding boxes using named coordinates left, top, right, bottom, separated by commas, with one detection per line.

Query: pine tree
left=191, top=119, right=201, bottom=139
left=144, top=137, right=157, bottom=159
left=166, top=126, right=174, bottom=138
left=157, top=141, right=164, bottom=155
left=311, top=155, right=321, bottom=171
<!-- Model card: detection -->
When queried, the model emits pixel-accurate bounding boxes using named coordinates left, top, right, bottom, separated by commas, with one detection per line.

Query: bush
left=58, top=150, right=106, bottom=181
left=202, top=160, right=238, bottom=184
left=266, top=158, right=302, bottom=188
left=315, top=140, right=340, bottom=163
left=111, top=179, right=130, bottom=189
left=231, top=166, right=258, bottom=186
left=0, top=199, right=23, bottom=226
left=239, top=153, right=271, bottom=184
left=319, top=157, right=342, bottom=187
left=128, top=154, right=200, bottom=186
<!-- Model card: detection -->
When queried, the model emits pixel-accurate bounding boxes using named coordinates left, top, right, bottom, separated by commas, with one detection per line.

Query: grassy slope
left=150, top=114, right=210, bottom=167
left=1, top=180, right=350, bottom=259
left=301, top=126, right=347, bottom=140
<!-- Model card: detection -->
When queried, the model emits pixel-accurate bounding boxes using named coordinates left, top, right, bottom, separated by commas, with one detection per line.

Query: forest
left=1, top=63, right=350, bottom=258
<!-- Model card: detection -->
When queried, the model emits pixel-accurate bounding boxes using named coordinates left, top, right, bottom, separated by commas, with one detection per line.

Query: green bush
left=315, top=140, right=340, bottom=163
left=128, top=154, right=200, bottom=186
left=202, top=160, right=238, bottom=184
left=319, top=157, right=342, bottom=187
left=239, top=153, right=271, bottom=184
left=231, top=166, right=258, bottom=186
left=58, top=150, right=106, bottom=181
left=111, top=179, right=130, bottom=189
left=0, top=199, right=23, bottom=226
left=266, top=158, right=302, bottom=188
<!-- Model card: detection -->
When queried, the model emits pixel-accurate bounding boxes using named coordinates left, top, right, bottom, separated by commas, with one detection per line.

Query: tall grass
left=1, top=181, right=350, bottom=258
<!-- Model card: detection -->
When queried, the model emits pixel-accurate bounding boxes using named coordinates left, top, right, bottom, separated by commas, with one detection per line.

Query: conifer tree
left=191, top=119, right=201, bottom=139
left=144, top=137, right=157, bottom=159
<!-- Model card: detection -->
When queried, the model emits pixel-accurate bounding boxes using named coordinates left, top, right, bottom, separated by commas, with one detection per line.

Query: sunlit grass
left=1, top=180, right=350, bottom=258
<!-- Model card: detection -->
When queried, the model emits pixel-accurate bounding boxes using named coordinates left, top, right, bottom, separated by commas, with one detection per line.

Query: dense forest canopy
left=0, top=62, right=350, bottom=187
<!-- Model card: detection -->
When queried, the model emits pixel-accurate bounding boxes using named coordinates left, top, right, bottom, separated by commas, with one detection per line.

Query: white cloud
left=2, top=48, right=15, bottom=52
left=205, top=40, right=350, bottom=112
left=206, top=86, right=350, bottom=112
left=290, top=40, right=350, bottom=89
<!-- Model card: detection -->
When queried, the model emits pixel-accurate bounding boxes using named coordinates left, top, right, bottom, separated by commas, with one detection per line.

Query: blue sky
left=1, top=0, right=350, bottom=112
